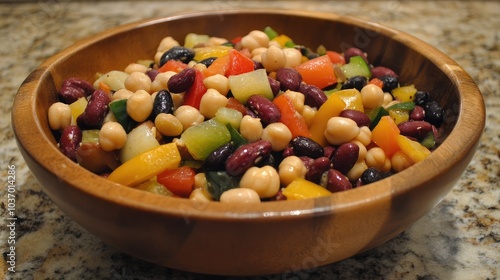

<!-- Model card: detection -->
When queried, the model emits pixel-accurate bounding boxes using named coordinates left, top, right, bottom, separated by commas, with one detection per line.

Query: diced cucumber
left=184, top=33, right=210, bottom=49
left=341, top=56, right=372, bottom=79
left=180, top=119, right=231, bottom=160
left=228, top=69, right=274, bottom=103
left=264, top=26, right=279, bottom=40
left=367, top=106, right=389, bottom=130
left=109, top=99, right=137, bottom=133
left=226, top=123, right=248, bottom=148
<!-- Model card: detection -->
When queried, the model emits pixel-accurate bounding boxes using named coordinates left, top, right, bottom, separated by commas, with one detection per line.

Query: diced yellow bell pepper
left=282, top=178, right=332, bottom=200
left=309, top=94, right=346, bottom=147
left=333, top=88, right=364, bottom=112
left=193, top=45, right=233, bottom=62
left=69, top=97, right=87, bottom=125
left=396, top=134, right=431, bottom=163
left=108, top=143, right=181, bottom=187
left=391, top=84, right=417, bottom=102
left=389, top=109, right=410, bottom=124
left=272, top=34, right=294, bottom=48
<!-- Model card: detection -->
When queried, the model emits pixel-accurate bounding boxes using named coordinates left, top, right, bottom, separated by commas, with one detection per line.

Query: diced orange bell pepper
left=396, top=135, right=431, bottom=163
left=107, top=143, right=181, bottom=187
left=282, top=178, right=332, bottom=200
left=202, top=54, right=230, bottom=77
left=309, top=94, right=346, bottom=147
left=273, top=94, right=311, bottom=138
left=295, top=55, right=337, bottom=89
left=368, top=77, right=384, bottom=89
left=371, top=116, right=401, bottom=157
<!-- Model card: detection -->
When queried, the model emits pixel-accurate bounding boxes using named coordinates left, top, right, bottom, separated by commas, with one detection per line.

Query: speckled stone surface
left=0, top=1, right=498, bottom=279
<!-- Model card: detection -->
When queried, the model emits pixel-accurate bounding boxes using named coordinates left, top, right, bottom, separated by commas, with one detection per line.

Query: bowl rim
left=12, top=9, right=485, bottom=221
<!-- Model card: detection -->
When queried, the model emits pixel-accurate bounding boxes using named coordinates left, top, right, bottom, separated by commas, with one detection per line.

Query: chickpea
left=278, top=156, right=307, bottom=186
left=154, top=113, right=183, bottom=137
left=261, top=122, right=292, bottom=151
left=193, top=173, right=207, bottom=190
left=192, top=62, right=207, bottom=72
left=354, top=126, right=372, bottom=146
left=365, top=147, right=390, bottom=171
left=112, top=88, right=134, bottom=101
left=124, top=63, right=148, bottom=74
left=302, top=105, right=317, bottom=128
left=283, top=48, right=302, bottom=68
left=239, top=166, right=280, bottom=198
left=48, top=102, right=72, bottom=130
left=240, top=30, right=269, bottom=51
left=151, top=71, right=176, bottom=93
left=360, top=84, right=384, bottom=109
left=174, top=105, right=204, bottom=130
left=99, top=121, right=127, bottom=151
left=261, top=45, right=287, bottom=73
left=189, top=188, right=213, bottom=203
left=351, top=140, right=367, bottom=162
left=382, top=92, right=394, bottom=106
left=126, top=90, right=153, bottom=122
left=239, top=115, right=263, bottom=142
left=219, top=188, right=261, bottom=204
left=125, top=72, right=152, bottom=93
left=157, top=36, right=180, bottom=53
left=284, top=90, right=305, bottom=113
left=391, top=151, right=413, bottom=172
left=324, top=117, right=360, bottom=145
left=251, top=47, right=267, bottom=62
left=203, top=74, right=229, bottom=96
left=346, top=160, right=368, bottom=181
left=199, top=89, right=228, bottom=119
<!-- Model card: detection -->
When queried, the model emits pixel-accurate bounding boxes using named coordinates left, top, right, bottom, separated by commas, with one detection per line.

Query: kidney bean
left=398, top=120, right=432, bottom=140
left=268, top=77, right=281, bottom=96
left=339, top=109, right=371, bottom=127
left=76, top=142, right=120, bottom=173
left=299, top=156, right=314, bottom=170
left=59, top=77, right=95, bottom=104
left=299, top=83, right=327, bottom=108
left=276, top=68, right=302, bottom=91
left=370, top=66, right=398, bottom=79
left=151, top=89, right=175, bottom=120
left=326, top=169, right=352, bottom=192
left=146, top=69, right=159, bottom=81
left=291, top=136, right=324, bottom=159
left=76, top=89, right=110, bottom=129
left=306, top=157, right=331, bottom=183
left=204, top=143, right=235, bottom=171
left=282, top=146, right=294, bottom=157
left=225, top=140, right=272, bottom=177
left=331, top=142, right=359, bottom=174
left=410, top=105, right=425, bottom=121
left=167, top=67, right=196, bottom=93
left=323, top=145, right=336, bottom=159
left=159, top=46, right=195, bottom=67
left=59, top=125, right=82, bottom=162
left=344, top=47, right=368, bottom=63
left=246, top=95, right=281, bottom=125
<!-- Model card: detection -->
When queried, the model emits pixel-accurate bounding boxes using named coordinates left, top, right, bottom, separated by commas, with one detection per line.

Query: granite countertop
left=1, top=1, right=498, bottom=279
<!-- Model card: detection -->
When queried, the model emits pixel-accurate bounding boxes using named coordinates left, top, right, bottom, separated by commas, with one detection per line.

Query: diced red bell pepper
left=225, top=49, right=255, bottom=77
left=157, top=166, right=195, bottom=198
left=183, top=69, right=207, bottom=109
left=273, top=94, right=311, bottom=138
left=226, top=97, right=253, bottom=116
left=158, top=59, right=188, bottom=73
left=326, top=51, right=346, bottom=65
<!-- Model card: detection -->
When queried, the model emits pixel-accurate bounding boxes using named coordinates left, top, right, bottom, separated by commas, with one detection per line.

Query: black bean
left=379, top=75, right=399, bottom=93
left=159, top=46, right=195, bottom=67
left=414, top=91, right=431, bottom=106
left=199, top=57, right=217, bottom=67
left=290, top=136, right=324, bottom=159
left=151, top=89, right=174, bottom=120
left=361, top=167, right=386, bottom=185
left=341, top=76, right=367, bottom=91
left=204, top=143, right=234, bottom=171
left=424, top=101, right=444, bottom=126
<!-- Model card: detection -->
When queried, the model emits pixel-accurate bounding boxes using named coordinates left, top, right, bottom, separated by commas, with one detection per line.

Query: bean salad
left=49, top=27, right=444, bottom=203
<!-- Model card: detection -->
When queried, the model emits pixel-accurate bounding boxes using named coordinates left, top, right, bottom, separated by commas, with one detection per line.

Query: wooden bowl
left=12, top=9, right=485, bottom=276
